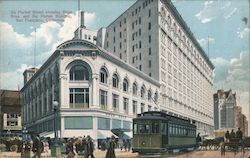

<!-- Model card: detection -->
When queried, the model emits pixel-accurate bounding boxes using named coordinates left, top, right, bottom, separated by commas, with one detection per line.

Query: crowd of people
left=196, top=127, right=244, bottom=146
left=225, top=128, right=243, bottom=142
left=20, top=134, right=131, bottom=158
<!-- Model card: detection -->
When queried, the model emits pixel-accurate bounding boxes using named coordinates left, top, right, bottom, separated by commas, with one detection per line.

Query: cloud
left=195, top=1, right=216, bottom=24
left=224, top=8, right=237, bottom=19
left=237, top=27, right=250, bottom=39
left=220, top=2, right=231, bottom=10
left=197, top=37, right=215, bottom=49
left=0, top=11, right=97, bottom=90
left=212, top=51, right=249, bottom=114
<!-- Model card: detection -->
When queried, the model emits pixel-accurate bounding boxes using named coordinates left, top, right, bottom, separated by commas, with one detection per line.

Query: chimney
left=80, top=11, right=85, bottom=28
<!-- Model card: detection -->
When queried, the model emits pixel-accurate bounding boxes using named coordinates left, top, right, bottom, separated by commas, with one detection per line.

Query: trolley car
left=132, top=111, right=197, bottom=154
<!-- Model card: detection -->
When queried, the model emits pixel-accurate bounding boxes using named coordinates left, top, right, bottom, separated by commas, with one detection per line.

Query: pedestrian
left=127, top=139, right=131, bottom=152
left=85, top=135, right=95, bottom=158
left=229, top=129, right=235, bottom=141
left=105, top=135, right=116, bottom=158
left=196, top=133, right=202, bottom=146
left=123, top=139, right=127, bottom=151
left=32, top=135, right=43, bottom=158
left=236, top=128, right=243, bottom=141
left=118, top=138, right=123, bottom=151
left=225, top=130, right=230, bottom=142
left=66, top=139, right=75, bottom=157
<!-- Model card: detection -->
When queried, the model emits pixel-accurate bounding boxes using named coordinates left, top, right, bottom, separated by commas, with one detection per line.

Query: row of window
left=133, top=122, right=196, bottom=136
left=64, top=116, right=132, bottom=130
left=100, top=89, right=153, bottom=115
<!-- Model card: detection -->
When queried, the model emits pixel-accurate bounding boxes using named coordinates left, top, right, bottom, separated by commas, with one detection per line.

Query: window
left=123, top=121, right=131, bottom=129
left=99, top=90, right=107, bottom=109
left=123, top=97, right=129, bottom=114
left=133, top=123, right=137, bottom=134
left=100, top=68, right=108, bottom=84
left=148, top=105, right=152, bottom=111
left=154, top=92, right=158, bottom=102
left=139, top=17, right=141, bottom=24
left=139, top=28, right=141, bottom=36
left=141, top=86, right=146, bottom=98
left=112, top=74, right=119, bottom=88
left=69, top=88, right=89, bottom=108
left=139, top=41, right=141, bottom=48
left=139, top=124, right=150, bottom=133
left=149, top=47, right=151, bottom=55
left=65, top=116, right=92, bottom=129
left=98, top=117, right=110, bottom=130
left=70, top=65, right=89, bottom=80
left=152, top=122, right=159, bottom=133
left=133, top=100, right=137, bottom=114
left=112, top=94, right=119, bottom=111
left=113, top=26, right=115, bottom=32
left=114, top=46, right=116, bottom=53
left=148, top=22, right=151, bottom=30
left=113, top=36, right=115, bottom=43
left=139, top=53, right=142, bottom=60
left=132, top=83, right=137, bottom=95
left=148, top=90, right=152, bottom=101
left=139, top=65, right=142, bottom=71
left=148, top=9, right=151, bottom=17
left=120, top=32, right=122, bottom=38
left=149, top=60, right=151, bottom=68
left=149, top=35, right=151, bottom=43
left=123, top=78, right=129, bottom=92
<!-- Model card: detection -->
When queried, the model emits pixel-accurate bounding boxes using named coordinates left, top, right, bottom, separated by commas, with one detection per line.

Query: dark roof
left=134, top=111, right=196, bottom=127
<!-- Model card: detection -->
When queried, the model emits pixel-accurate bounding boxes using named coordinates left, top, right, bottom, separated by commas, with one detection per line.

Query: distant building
left=214, top=89, right=237, bottom=130
left=235, top=106, right=248, bottom=136
left=0, top=90, right=22, bottom=133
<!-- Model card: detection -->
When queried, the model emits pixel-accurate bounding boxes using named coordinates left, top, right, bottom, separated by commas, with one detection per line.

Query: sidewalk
left=0, top=149, right=138, bottom=158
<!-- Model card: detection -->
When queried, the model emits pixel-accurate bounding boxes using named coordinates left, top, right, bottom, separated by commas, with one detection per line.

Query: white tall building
left=99, top=0, right=214, bottom=134
left=21, top=0, right=214, bottom=145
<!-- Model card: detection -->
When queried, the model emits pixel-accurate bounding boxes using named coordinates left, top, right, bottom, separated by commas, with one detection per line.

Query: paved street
left=1, top=150, right=250, bottom=158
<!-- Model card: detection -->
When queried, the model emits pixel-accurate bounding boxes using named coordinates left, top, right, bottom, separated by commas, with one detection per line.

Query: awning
left=111, top=128, right=132, bottom=139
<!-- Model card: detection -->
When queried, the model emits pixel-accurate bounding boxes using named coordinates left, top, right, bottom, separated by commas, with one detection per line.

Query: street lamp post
left=51, top=101, right=61, bottom=157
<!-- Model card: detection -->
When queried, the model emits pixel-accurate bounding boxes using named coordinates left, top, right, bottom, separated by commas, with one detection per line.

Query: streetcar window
left=161, top=123, right=167, bottom=134
left=133, top=123, right=137, bottom=134
left=139, top=124, right=150, bottom=133
left=169, top=125, right=172, bottom=134
left=152, top=122, right=159, bottom=133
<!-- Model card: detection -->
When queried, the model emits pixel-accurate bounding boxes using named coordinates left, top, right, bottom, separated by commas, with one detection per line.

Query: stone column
left=59, top=74, right=68, bottom=108
left=108, top=79, right=113, bottom=111
left=91, top=73, right=100, bottom=109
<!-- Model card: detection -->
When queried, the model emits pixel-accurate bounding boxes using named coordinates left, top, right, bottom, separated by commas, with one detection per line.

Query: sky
left=0, top=0, right=249, bottom=118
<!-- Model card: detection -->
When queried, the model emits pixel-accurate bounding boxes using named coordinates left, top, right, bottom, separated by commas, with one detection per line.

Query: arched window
left=70, top=65, right=89, bottom=80
left=154, top=91, right=158, bottom=102
left=123, top=78, right=129, bottom=92
left=141, top=86, right=146, bottom=98
left=100, top=68, right=108, bottom=84
left=132, top=83, right=137, bottom=95
left=112, top=74, right=119, bottom=88
left=148, top=90, right=152, bottom=101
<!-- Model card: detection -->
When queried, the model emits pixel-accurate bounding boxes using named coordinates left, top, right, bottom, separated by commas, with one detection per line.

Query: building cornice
left=21, top=39, right=160, bottom=92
